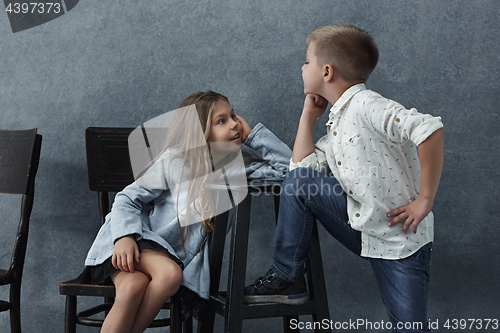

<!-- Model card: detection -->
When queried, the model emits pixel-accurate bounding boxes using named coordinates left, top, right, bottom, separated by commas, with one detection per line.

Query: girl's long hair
left=147, top=91, right=229, bottom=256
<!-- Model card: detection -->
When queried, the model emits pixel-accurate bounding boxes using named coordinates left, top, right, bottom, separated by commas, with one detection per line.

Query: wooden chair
left=198, top=181, right=331, bottom=333
left=0, top=129, right=42, bottom=333
left=59, top=127, right=192, bottom=333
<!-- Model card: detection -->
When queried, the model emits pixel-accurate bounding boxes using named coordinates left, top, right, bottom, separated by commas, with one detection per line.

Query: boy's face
left=302, top=41, right=324, bottom=95
left=208, top=99, right=243, bottom=151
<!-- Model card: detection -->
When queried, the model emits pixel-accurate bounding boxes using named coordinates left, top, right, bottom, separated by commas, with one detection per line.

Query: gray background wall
left=1, top=0, right=499, bottom=332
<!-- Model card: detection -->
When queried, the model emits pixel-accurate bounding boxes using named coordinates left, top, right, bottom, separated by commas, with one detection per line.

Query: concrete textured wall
left=1, top=0, right=499, bottom=332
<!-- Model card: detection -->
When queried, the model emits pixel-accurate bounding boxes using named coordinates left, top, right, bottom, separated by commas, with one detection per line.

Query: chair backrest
left=0, top=129, right=40, bottom=194
left=85, top=127, right=136, bottom=225
left=0, top=128, right=42, bottom=278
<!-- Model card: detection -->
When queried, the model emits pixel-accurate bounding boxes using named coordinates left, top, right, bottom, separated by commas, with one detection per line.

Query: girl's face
left=207, top=99, right=242, bottom=149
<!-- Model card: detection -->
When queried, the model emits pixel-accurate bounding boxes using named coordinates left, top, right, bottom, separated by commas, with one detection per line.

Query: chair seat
left=60, top=278, right=183, bottom=330
left=59, top=278, right=116, bottom=298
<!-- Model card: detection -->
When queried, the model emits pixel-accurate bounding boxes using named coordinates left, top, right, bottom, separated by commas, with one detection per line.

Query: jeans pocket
left=417, top=242, right=432, bottom=279
left=422, top=242, right=432, bottom=261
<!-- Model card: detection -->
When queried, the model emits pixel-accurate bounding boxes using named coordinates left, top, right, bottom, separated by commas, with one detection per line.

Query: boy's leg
left=245, top=167, right=361, bottom=304
left=369, top=242, right=432, bottom=333
left=274, top=167, right=361, bottom=281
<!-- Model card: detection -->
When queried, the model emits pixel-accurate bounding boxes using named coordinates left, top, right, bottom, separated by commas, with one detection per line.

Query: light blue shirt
left=85, top=123, right=292, bottom=299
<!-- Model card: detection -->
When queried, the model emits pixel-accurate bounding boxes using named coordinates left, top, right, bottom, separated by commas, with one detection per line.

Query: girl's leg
left=128, top=250, right=183, bottom=333
left=101, top=250, right=183, bottom=333
left=101, top=270, right=150, bottom=333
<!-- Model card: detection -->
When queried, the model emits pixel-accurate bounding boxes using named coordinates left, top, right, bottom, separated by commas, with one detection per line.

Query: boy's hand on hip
left=112, top=235, right=140, bottom=273
left=387, top=196, right=433, bottom=234
left=303, top=94, right=328, bottom=119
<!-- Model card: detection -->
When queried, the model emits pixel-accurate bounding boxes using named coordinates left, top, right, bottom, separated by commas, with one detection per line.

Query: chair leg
left=197, top=307, right=216, bottom=333
left=170, top=293, right=182, bottom=333
left=308, top=222, right=331, bottom=333
left=183, top=314, right=193, bottom=333
left=104, top=296, right=114, bottom=315
left=64, top=295, right=77, bottom=333
left=10, top=280, right=22, bottom=333
left=224, top=196, right=252, bottom=333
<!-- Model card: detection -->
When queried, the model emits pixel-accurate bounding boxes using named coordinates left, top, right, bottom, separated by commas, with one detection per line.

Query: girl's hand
left=112, top=235, right=140, bottom=272
left=387, top=196, right=433, bottom=234
left=303, top=94, right=328, bottom=119
left=235, top=115, right=252, bottom=143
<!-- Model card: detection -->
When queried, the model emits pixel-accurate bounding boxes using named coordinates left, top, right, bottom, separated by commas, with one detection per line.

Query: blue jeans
left=272, top=168, right=432, bottom=333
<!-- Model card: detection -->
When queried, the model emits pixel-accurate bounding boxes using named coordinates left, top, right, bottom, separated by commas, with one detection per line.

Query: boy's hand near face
left=235, top=115, right=252, bottom=143
left=303, top=94, right=329, bottom=119
left=291, top=94, right=329, bottom=163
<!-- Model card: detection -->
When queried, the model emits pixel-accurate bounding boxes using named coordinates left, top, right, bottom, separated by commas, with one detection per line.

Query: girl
left=80, top=91, right=292, bottom=333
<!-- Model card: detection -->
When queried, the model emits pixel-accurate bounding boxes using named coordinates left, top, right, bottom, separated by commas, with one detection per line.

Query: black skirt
left=77, top=239, right=184, bottom=285
left=76, top=239, right=207, bottom=319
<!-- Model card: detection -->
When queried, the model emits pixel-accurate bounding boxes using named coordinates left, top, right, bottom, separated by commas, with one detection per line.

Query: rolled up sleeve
left=289, top=134, right=328, bottom=172
left=366, top=95, right=443, bottom=146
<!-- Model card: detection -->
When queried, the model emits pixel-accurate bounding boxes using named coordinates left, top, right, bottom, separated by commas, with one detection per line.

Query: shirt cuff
left=410, top=116, right=443, bottom=146
left=289, top=152, right=317, bottom=171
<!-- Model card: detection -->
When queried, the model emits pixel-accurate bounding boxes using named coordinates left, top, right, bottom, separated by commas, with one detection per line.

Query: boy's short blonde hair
left=307, top=24, right=379, bottom=83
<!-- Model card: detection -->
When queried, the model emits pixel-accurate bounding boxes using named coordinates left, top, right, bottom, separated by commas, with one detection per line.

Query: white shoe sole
left=243, top=292, right=309, bottom=305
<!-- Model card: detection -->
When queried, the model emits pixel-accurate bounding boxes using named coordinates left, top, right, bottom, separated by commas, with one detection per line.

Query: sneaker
left=244, top=269, right=309, bottom=305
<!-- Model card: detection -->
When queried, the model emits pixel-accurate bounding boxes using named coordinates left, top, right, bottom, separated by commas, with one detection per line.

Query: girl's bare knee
left=170, top=265, right=183, bottom=289
left=115, top=273, right=150, bottom=303
left=154, top=263, right=183, bottom=295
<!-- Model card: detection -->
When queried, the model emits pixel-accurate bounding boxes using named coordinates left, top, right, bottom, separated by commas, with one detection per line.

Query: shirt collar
left=326, top=83, right=366, bottom=125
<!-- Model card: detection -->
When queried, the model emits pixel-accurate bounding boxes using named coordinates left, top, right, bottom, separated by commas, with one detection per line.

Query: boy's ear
left=322, top=64, right=336, bottom=83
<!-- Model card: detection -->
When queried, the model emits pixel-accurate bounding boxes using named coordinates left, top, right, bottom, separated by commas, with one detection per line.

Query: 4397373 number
left=444, top=319, right=498, bottom=330
left=5, top=2, right=61, bottom=14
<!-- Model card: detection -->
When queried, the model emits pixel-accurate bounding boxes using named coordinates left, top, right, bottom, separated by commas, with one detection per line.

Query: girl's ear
left=323, top=64, right=336, bottom=83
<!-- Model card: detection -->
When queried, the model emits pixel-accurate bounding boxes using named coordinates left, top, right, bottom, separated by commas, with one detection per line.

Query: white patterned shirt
left=290, top=84, right=443, bottom=259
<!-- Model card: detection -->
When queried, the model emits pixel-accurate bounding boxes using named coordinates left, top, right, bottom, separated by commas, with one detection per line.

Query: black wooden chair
left=198, top=181, right=331, bottom=333
left=59, top=127, right=192, bottom=333
left=0, top=129, right=42, bottom=333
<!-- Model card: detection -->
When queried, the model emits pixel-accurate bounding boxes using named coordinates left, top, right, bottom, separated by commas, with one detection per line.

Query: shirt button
left=355, top=213, right=360, bottom=217
left=337, top=161, right=341, bottom=166
left=395, top=117, right=400, bottom=123
left=349, top=190, right=353, bottom=195
left=333, top=131, right=337, bottom=136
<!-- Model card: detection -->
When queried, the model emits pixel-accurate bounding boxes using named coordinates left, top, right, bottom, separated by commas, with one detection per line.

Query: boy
left=245, top=25, right=444, bottom=332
